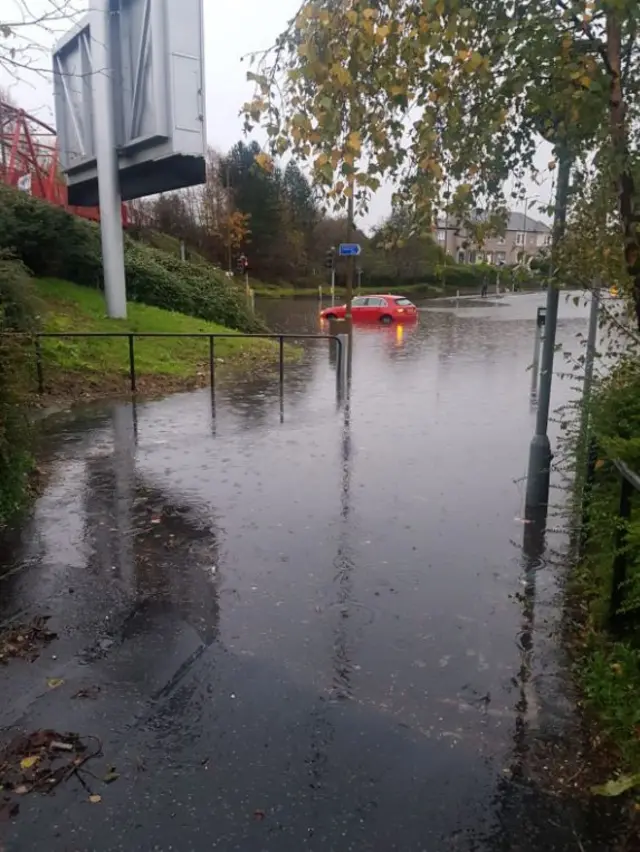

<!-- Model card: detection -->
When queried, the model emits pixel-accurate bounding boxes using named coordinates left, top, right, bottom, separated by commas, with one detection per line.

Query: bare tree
left=1, top=0, right=83, bottom=80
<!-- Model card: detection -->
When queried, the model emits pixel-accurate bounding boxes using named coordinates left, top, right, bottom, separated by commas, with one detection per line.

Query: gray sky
left=2, top=0, right=551, bottom=230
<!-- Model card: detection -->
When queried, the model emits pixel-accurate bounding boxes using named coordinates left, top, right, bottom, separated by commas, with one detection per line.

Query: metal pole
left=345, top=192, right=355, bottom=323
left=91, top=0, right=127, bottom=319
left=331, top=267, right=336, bottom=306
left=583, top=285, right=600, bottom=409
left=128, top=334, right=136, bottom=392
left=278, top=335, right=285, bottom=423
left=35, top=337, right=44, bottom=394
left=524, top=149, right=571, bottom=516
left=530, top=317, right=542, bottom=400
left=209, top=335, right=215, bottom=390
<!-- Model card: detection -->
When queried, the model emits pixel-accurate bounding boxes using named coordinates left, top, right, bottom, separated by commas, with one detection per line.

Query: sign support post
left=91, top=0, right=127, bottom=319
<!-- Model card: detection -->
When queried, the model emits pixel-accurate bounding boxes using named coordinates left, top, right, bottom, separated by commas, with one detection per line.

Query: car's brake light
left=397, top=308, right=405, bottom=313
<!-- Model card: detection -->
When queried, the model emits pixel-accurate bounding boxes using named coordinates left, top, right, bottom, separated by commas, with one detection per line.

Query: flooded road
left=0, top=293, right=618, bottom=850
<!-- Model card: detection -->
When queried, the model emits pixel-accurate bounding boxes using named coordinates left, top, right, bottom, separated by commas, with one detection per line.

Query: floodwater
left=0, top=292, right=620, bottom=850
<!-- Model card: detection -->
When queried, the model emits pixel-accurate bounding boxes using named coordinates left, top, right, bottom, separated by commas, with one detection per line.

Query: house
left=435, top=211, right=552, bottom=265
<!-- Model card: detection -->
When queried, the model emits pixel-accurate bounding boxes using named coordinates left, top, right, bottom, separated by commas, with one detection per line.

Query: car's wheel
left=324, top=313, right=338, bottom=321
left=380, top=314, right=393, bottom=324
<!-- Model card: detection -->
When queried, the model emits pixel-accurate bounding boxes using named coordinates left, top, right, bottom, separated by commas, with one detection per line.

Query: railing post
left=279, top=335, right=285, bottom=392
left=579, top=437, right=598, bottom=556
left=35, top=336, right=44, bottom=394
left=209, top=335, right=215, bottom=390
left=610, top=474, right=633, bottom=628
left=128, top=334, right=136, bottom=393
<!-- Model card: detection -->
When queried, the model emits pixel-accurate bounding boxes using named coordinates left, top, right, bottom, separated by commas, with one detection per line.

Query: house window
left=476, top=252, right=484, bottom=263
left=457, top=250, right=466, bottom=264
left=544, top=234, right=551, bottom=246
left=515, top=232, right=525, bottom=246
left=485, top=251, right=493, bottom=264
left=496, top=251, right=506, bottom=265
left=527, top=233, right=537, bottom=245
left=497, top=235, right=506, bottom=245
left=468, top=250, right=477, bottom=264
left=437, top=230, right=446, bottom=243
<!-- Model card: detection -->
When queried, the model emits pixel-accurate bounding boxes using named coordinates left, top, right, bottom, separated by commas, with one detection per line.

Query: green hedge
left=0, top=185, right=261, bottom=332
left=0, top=256, right=38, bottom=525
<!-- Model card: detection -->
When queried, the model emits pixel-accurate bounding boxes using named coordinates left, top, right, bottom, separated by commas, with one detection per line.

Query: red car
left=321, top=295, right=418, bottom=324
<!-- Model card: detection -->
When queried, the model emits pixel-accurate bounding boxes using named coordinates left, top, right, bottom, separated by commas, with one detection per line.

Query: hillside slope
left=32, top=279, right=284, bottom=400
left=0, top=184, right=260, bottom=333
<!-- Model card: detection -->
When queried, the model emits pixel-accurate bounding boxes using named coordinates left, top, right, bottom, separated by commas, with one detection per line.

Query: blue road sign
left=338, top=243, right=361, bottom=257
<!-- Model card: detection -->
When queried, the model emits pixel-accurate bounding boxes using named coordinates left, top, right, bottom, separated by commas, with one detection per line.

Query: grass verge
left=31, top=278, right=296, bottom=402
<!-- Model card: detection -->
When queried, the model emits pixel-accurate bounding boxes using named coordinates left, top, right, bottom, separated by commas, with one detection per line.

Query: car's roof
left=361, top=294, right=408, bottom=299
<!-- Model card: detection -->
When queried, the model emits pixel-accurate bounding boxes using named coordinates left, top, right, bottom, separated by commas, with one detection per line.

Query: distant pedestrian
left=481, top=280, right=488, bottom=298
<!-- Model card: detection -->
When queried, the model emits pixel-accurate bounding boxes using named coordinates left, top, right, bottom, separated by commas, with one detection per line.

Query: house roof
left=437, top=210, right=551, bottom=233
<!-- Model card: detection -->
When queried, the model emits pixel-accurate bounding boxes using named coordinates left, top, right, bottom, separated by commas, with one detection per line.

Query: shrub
left=0, top=184, right=261, bottom=332
left=0, top=255, right=39, bottom=525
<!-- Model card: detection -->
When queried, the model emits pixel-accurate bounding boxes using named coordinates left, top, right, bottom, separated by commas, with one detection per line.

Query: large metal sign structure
left=53, top=0, right=206, bottom=318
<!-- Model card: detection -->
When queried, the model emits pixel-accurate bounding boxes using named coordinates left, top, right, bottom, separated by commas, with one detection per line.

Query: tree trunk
left=607, top=12, right=640, bottom=330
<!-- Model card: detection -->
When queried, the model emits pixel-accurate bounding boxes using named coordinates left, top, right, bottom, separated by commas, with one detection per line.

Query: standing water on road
left=0, top=293, right=618, bottom=850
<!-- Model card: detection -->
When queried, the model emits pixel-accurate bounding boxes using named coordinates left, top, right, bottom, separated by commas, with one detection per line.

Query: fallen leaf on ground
left=46, top=678, right=64, bottom=689
left=14, top=786, right=29, bottom=796
left=591, top=774, right=640, bottom=797
left=19, top=756, right=39, bottom=770
left=253, top=809, right=266, bottom=821
left=103, top=769, right=119, bottom=784
left=89, top=794, right=102, bottom=804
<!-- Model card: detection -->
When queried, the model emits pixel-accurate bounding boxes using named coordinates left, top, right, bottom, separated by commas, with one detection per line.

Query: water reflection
left=0, top=292, right=602, bottom=851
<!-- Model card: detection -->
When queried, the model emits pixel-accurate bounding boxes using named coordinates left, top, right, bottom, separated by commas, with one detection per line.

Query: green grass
left=34, top=278, right=279, bottom=385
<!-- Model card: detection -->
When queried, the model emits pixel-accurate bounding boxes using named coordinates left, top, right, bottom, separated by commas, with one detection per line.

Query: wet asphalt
left=0, top=293, right=627, bottom=850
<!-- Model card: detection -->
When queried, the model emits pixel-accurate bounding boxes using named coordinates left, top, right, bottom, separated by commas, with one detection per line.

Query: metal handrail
left=1, top=331, right=344, bottom=396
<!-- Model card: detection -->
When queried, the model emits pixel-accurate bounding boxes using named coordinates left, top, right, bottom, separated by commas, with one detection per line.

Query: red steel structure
left=0, top=100, right=128, bottom=225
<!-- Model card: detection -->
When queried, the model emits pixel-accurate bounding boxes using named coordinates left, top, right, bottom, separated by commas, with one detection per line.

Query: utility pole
left=226, top=162, right=232, bottom=273
left=524, top=147, right=572, bottom=518
left=345, top=189, right=355, bottom=323
left=91, top=0, right=127, bottom=319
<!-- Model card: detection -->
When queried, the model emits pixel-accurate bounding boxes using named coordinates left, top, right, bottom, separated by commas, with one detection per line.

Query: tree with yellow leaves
left=244, top=0, right=640, bottom=327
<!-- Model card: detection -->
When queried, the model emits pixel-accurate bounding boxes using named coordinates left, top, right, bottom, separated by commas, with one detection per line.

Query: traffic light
left=324, top=247, right=335, bottom=270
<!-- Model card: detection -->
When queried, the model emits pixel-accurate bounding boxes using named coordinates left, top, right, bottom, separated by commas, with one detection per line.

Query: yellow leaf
left=363, top=8, right=377, bottom=19
left=390, top=85, right=405, bottom=96
left=375, top=24, right=390, bottom=41
left=548, top=159, right=557, bottom=170
left=89, top=795, right=102, bottom=804
left=347, top=131, right=361, bottom=153
left=579, top=75, right=591, bottom=89
left=20, top=756, right=39, bottom=770
left=47, top=677, right=64, bottom=689
left=346, top=10, right=358, bottom=24
left=456, top=49, right=470, bottom=62
left=467, top=51, right=484, bottom=71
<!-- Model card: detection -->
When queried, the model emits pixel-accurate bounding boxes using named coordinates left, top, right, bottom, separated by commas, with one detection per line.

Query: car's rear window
left=394, top=298, right=413, bottom=306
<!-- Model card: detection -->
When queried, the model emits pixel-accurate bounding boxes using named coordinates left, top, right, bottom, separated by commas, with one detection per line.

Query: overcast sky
left=2, top=0, right=552, bottom=230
